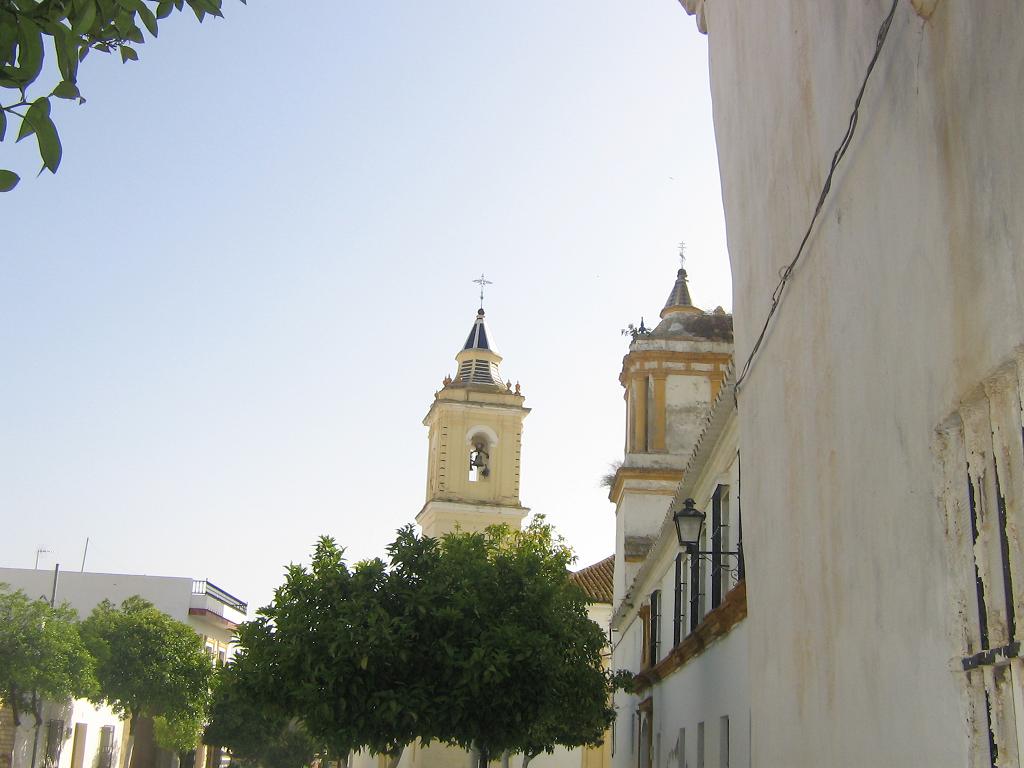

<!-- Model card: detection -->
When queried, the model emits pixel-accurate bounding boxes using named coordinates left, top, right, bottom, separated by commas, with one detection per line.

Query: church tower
left=610, top=265, right=733, bottom=605
left=416, top=306, right=530, bottom=538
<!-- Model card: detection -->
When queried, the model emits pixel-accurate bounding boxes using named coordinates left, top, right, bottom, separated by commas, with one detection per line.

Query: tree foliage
left=0, top=586, right=98, bottom=726
left=80, top=595, right=212, bottom=725
left=0, top=0, right=244, bottom=191
left=421, top=519, right=619, bottom=765
left=204, top=653, right=320, bottom=768
left=232, top=518, right=623, bottom=768
left=154, top=708, right=206, bottom=755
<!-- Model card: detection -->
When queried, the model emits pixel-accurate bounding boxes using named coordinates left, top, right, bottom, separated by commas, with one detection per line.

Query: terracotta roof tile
left=570, top=555, right=614, bottom=604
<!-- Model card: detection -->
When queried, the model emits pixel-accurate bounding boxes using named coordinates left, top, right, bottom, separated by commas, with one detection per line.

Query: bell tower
left=609, top=263, right=734, bottom=605
left=417, top=306, right=530, bottom=538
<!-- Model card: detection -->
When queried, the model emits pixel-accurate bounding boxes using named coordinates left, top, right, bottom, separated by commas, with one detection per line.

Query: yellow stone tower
left=609, top=266, right=733, bottom=606
left=416, top=306, right=530, bottom=538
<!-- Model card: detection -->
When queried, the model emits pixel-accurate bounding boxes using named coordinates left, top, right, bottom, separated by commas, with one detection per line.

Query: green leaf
left=137, top=3, right=159, bottom=37
left=119, top=44, right=138, bottom=62
left=52, top=79, right=80, bottom=99
left=155, top=1, right=173, bottom=18
left=0, top=170, right=19, bottom=192
left=31, top=100, right=61, bottom=173
left=0, top=109, right=6, bottom=141
left=16, top=96, right=49, bottom=142
left=51, top=22, right=80, bottom=84
left=71, top=0, right=96, bottom=35
left=15, top=16, right=44, bottom=85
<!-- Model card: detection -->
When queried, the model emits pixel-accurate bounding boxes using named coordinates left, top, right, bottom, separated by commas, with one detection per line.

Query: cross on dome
left=472, top=273, right=493, bottom=310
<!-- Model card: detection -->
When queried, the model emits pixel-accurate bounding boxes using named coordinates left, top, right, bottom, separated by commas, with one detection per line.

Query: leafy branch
left=0, top=0, right=244, bottom=191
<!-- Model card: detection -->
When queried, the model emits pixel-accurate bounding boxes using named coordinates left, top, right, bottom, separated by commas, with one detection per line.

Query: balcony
left=189, top=580, right=247, bottom=628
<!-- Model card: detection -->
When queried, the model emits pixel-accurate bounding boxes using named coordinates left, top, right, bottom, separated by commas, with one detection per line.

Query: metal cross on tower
left=473, top=273, right=493, bottom=309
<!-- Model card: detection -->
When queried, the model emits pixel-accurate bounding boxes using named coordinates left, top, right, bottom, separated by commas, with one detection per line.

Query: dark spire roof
left=662, top=268, right=694, bottom=314
left=463, top=308, right=493, bottom=352
left=454, top=308, right=507, bottom=389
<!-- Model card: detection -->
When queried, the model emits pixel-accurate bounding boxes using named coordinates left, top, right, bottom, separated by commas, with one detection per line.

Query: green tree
left=238, top=532, right=438, bottom=766
left=0, top=586, right=97, bottom=727
left=204, top=653, right=319, bottom=768
left=81, top=595, right=212, bottom=765
left=0, top=0, right=244, bottom=191
left=154, top=708, right=205, bottom=761
left=232, top=518, right=622, bottom=768
left=423, top=519, right=620, bottom=768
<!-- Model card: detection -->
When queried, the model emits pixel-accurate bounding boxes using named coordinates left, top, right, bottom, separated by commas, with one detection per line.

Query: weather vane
left=472, top=273, right=493, bottom=309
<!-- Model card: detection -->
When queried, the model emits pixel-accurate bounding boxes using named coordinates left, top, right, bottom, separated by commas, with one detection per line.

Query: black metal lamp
left=673, top=498, right=706, bottom=550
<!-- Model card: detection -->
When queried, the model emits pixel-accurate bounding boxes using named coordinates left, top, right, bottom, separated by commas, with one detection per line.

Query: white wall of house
left=697, top=1, right=1024, bottom=764
left=9, top=699, right=125, bottom=768
left=0, top=569, right=244, bottom=649
left=0, top=569, right=192, bottom=623
left=653, top=625, right=748, bottom=768
left=1, top=568, right=247, bottom=768
left=612, top=399, right=746, bottom=768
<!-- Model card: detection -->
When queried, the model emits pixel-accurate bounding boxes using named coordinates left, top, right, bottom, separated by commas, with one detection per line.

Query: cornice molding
left=677, top=0, right=707, bottom=34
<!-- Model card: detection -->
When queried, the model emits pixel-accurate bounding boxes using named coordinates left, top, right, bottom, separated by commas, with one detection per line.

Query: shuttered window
left=936, top=357, right=1024, bottom=767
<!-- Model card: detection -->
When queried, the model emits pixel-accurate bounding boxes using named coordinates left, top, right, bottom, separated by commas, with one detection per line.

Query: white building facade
left=677, top=0, right=1024, bottom=765
left=0, top=568, right=247, bottom=768
left=610, top=271, right=747, bottom=768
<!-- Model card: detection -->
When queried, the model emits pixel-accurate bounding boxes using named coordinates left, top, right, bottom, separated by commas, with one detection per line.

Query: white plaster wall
left=703, top=1, right=1024, bottom=764
left=11, top=699, right=124, bottom=768
left=653, top=626, right=749, bottom=768
left=610, top=621, right=643, bottom=768
left=0, top=569, right=192, bottom=622
left=613, top=493, right=674, bottom=606
left=664, top=377, right=712, bottom=456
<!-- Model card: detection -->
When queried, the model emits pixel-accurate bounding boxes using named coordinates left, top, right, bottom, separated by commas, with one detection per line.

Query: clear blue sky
left=0, top=1, right=730, bottom=612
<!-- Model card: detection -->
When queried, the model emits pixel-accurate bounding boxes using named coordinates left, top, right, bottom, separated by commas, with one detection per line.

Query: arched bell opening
left=466, top=425, right=499, bottom=483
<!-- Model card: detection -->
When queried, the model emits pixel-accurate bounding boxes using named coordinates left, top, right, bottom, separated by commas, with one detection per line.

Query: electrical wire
left=733, top=0, right=900, bottom=399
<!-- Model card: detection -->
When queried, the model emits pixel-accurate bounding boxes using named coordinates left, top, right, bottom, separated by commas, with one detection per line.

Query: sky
left=0, top=1, right=730, bottom=613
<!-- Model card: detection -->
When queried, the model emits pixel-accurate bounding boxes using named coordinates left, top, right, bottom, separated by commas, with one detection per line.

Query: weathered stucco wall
left=703, top=1, right=1024, bottom=764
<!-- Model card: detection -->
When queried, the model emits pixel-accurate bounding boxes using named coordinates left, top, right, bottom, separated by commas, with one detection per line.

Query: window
left=718, top=716, right=729, bottom=768
left=711, top=486, right=732, bottom=608
left=649, top=590, right=662, bottom=666
left=677, top=728, right=686, bottom=768
left=673, top=553, right=686, bottom=645
left=936, top=361, right=1023, bottom=766
left=689, top=547, right=702, bottom=633
left=98, top=726, right=114, bottom=768
left=696, top=722, right=704, bottom=768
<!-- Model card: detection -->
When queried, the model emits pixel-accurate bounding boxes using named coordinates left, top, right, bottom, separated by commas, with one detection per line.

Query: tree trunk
left=9, top=688, right=22, bottom=727
left=384, top=746, right=406, bottom=768
left=521, top=751, right=539, bottom=768
left=500, top=752, right=509, bottom=768
left=29, top=692, right=42, bottom=768
left=122, top=712, right=137, bottom=768
left=477, top=747, right=490, bottom=768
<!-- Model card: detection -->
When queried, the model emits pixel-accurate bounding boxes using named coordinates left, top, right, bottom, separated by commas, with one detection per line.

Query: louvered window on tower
left=472, top=360, right=492, bottom=384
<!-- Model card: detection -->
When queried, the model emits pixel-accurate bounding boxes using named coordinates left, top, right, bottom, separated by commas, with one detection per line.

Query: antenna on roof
left=34, top=548, right=50, bottom=570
